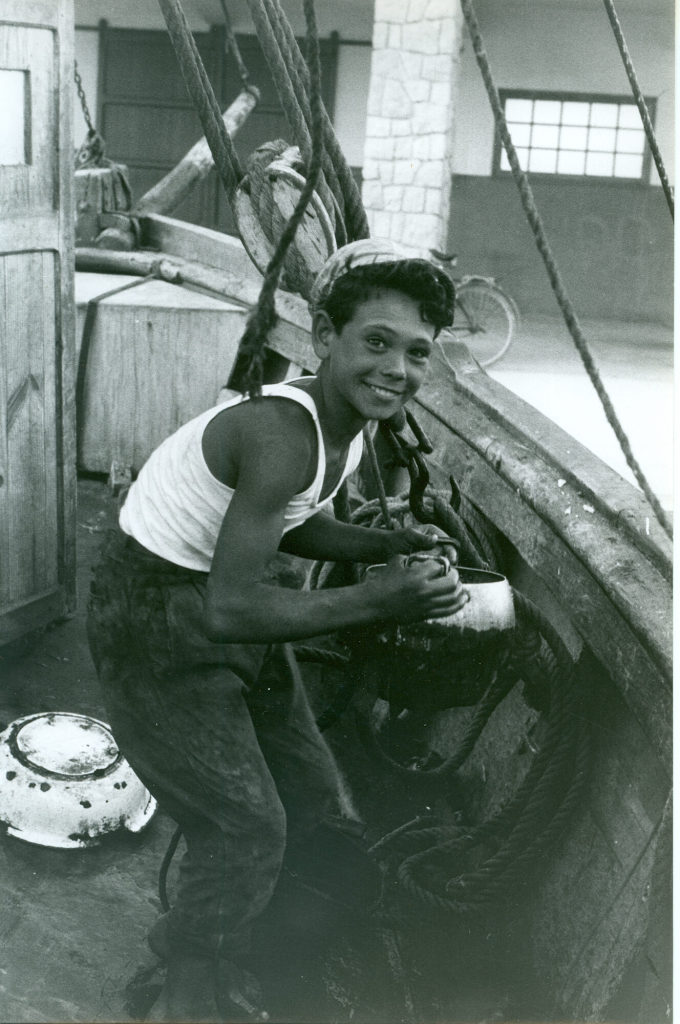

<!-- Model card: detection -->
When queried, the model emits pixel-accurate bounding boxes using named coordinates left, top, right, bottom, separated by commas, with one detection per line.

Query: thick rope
left=258, top=0, right=367, bottom=241
left=601, top=0, right=674, bottom=219
left=235, top=0, right=326, bottom=395
left=158, top=0, right=244, bottom=197
left=460, top=0, right=672, bottom=541
left=242, top=0, right=336, bottom=227
left=386, top=596, right=590, bottom=914
left=218, top=0, right=255, bottom=95
left=363, top=427, right=397, bottom=530
left=260, top=0, right=345, bottom=217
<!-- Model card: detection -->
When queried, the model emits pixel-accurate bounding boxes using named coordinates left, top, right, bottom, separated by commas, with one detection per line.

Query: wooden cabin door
left=0, top=0, right=76, bottom=645
left=97, top=25, right=339, bottom=235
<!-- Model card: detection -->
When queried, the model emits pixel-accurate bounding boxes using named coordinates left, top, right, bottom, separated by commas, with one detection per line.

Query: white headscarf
left=308, top=238, right=432, bottom=314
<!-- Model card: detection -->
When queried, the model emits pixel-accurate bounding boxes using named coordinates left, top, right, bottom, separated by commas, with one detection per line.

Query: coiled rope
left=372, top=594, right=590, bottom=916
left=307, top=482, right=589, bottom=917
left=460, top=0, right=672, bottom=541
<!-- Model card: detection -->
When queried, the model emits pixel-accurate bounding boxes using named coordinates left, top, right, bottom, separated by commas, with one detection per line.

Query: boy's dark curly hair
left=319, top=261, right=455, bottom=337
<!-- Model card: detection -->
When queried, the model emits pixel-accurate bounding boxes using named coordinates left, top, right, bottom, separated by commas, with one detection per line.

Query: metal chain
left=74, top=59, right=95, bottom=134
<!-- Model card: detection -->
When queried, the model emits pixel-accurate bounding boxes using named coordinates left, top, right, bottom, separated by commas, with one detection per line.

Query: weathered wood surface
left=75, top=245, right=314, bottom=373
left=0, top=0, right=76, bottom=646
left=75, top=274, right=247, bottom=474
left=74, top=165, right=131, bottom=246
left=135, top=88, right=259, bottom=216
left=1, top=252, right=58, bottom=608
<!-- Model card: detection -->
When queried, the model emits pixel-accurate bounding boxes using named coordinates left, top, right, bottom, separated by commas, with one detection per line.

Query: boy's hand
left=364, top=554, right=469, bottom=624
left=383, top=525, right=457, bottom=562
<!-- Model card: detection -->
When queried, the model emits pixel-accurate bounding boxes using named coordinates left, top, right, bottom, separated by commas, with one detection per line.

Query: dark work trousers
left=86, top=529, right=345, bottom=963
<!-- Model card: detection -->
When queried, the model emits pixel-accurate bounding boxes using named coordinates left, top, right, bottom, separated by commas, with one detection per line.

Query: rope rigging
left=152, top=0, right=669, bottom=534
left=158, top=0, right=245, bottom=198
left=218, top=0, right=254, bottom=94
left=231, top=0, right=326, bottom=395
left=459, top=0, right=673, bottom=541
left=601, top=0, right=674, bottom=219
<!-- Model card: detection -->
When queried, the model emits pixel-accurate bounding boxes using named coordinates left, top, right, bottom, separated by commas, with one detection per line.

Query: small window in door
left=0, top=68, right=30, bottom=165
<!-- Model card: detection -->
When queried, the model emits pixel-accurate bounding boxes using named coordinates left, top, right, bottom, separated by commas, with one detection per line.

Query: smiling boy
left=87, top=238, right=466, bottom=1021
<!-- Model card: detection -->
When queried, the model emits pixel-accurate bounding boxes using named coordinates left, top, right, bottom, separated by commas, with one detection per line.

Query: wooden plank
left=432, top=339, right=671, bottom=568
left=56, top=0, right=77, bottom=615
left=529, top=671, right=670, bottom=1020
left=141, top=214, right=266, bottom=280
left=0, top=0, right=76, bottom=639
left=75, top=282, right=248, bottom=472
left=0, top=217, right=59, bottom=252
left=4, top=252, right=59, bottom=604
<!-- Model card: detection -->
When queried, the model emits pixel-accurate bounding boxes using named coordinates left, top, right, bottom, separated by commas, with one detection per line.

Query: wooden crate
left=75, top=273, right=248, bottom=475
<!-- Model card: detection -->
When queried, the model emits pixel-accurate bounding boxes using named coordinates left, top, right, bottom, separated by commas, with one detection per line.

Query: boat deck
left=0, top=480, right=542, bottom=1023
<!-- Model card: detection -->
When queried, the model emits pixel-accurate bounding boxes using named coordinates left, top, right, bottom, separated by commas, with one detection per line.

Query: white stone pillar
left=361, top=0, right=464, bottom=252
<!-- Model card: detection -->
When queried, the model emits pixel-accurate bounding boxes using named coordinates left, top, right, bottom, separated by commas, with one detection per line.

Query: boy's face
left=312, top=288, right=435, bottom=422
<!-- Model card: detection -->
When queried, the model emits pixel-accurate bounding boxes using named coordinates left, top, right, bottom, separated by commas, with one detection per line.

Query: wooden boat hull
left=75, top=214, right=672, bottom=1022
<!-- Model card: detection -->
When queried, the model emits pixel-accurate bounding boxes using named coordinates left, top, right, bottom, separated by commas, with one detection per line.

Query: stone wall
left=361, top=0, right=464, bottom=252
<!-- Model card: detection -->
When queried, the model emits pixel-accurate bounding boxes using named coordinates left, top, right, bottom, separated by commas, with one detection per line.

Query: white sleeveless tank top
left=119, top=380, right=364, bottom=572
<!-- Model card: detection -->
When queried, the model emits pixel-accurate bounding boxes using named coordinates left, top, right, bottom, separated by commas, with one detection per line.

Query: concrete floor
left=0, top=316, right=672, bottom=1022
left=481, top=314, right=673, bottom=510
left=0, top=481, right=177, bottom=1024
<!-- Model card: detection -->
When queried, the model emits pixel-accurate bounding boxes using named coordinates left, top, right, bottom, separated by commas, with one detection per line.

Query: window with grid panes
left=495, top=91, right=651, bottom=180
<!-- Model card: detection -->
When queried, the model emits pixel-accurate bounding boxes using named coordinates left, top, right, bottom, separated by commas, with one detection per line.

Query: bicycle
left=431, top=251, right=520, bottom=368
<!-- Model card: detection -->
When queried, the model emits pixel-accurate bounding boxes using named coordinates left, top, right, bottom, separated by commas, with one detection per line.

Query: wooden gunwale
left=413, top=349, right=672, bottom=772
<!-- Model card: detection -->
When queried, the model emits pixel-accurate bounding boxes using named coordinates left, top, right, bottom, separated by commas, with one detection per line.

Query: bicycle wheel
left=451, top=280, right=517, bottom=368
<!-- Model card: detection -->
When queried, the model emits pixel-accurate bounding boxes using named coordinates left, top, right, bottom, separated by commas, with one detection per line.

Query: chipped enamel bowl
left=0, top=712, right=156, bottom=849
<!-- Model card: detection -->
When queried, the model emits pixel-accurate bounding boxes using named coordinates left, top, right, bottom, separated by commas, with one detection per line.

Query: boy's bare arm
left=204, top=410, right=467, bottom=644
left=278, top=510, right=441, bottom=565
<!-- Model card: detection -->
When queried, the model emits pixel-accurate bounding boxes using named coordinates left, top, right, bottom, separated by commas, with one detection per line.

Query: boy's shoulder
left=215, top=388, right=318, bottom=440
left=204, top=389, right=319, bottom=488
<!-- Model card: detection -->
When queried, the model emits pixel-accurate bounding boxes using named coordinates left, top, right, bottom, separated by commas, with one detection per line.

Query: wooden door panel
left=104, top=103, right=212, bottom=167
left=0, top=24, right=55, bottom=221
left=1, top=251, right=59, bottom=609
left=0, top=0, right=75, bottom=646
